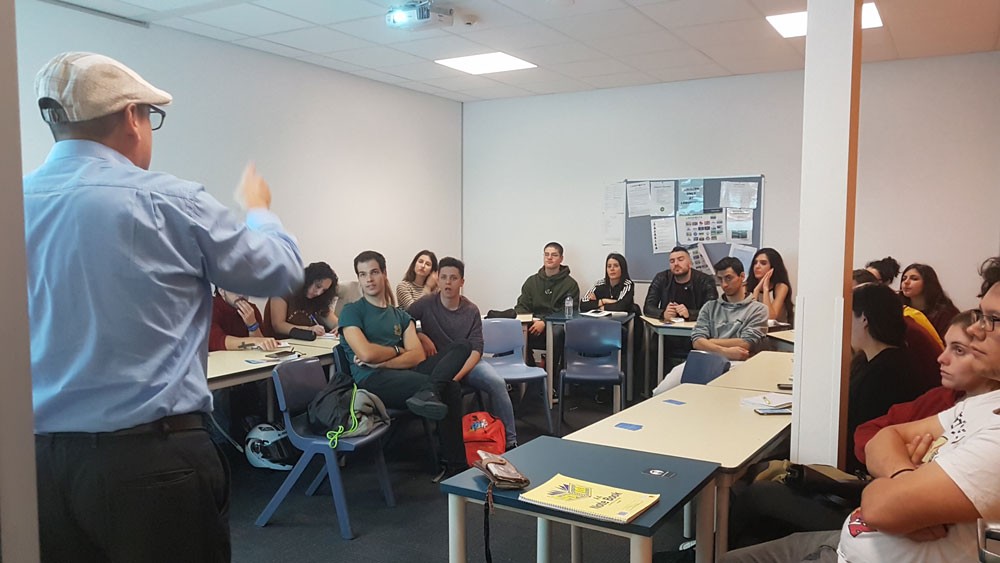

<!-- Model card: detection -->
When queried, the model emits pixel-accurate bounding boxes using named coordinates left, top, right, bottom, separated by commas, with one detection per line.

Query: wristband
left=246, top=322, right=260, bottom=333
left=393, top=345, right=401, bottom=356
left=890, top=468, right=915, bottom=479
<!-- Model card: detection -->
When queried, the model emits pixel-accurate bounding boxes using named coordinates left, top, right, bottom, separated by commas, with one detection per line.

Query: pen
left=308, top=313, right=320, bottom=326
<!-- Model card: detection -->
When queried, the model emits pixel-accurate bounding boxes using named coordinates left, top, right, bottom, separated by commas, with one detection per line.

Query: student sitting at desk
left=747, top=247, right=794, bottom=325
left=653, top=257, right=768, bottom=393
left=209, top=288, right=279, bottom=351
left=264, top=261, right=339, bottom=338
left=514, top=241, right=580, bottom=375
left=900, top=263, right=960, bottom=341
left=644, top=245, right=717, bottom=322
left=581, top=252, right=635, bottom=313
left=397, top=249, right=439, bottom=311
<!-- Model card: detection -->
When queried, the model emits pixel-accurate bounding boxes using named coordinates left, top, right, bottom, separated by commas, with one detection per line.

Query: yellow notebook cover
left=518, top=473, right=660, bottom=524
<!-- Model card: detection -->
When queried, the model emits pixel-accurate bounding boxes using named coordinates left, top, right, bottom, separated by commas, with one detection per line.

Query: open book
left=519, top=474, right=659, bottom=524
left=581, top=310, right=630, bottom=319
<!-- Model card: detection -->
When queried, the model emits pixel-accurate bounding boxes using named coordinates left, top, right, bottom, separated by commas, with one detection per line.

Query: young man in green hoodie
left=514, top=242, right=580, bottom=378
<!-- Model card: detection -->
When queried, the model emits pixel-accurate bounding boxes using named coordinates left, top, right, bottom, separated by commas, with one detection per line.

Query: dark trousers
left=526, top=324, right=566, bottom=371
left=35, top=417, right=230, bottom=563
left=359, top=341, right=471, bottom=466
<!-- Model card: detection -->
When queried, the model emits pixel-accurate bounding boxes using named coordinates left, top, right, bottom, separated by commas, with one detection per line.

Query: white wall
left=462, top=51, right=1000, bottom=312
left=16, top=0, right=463, bottom=289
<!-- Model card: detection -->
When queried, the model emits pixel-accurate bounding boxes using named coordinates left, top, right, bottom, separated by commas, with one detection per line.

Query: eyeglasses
left=148, top=105, right=166, bottom=131
left=973, top=309, right=999, bottom=332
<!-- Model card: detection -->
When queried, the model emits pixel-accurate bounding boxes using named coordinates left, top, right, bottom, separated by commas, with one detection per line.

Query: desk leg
left=694, top=481, right=715, bottom=563
left=630, top=535, right=652, bottom=563
left=657, top=333, right=665, bottom=385
left=714, top=474, right=734, bottom=558
left=448, top=494, right=467, bottom=563
left=642, top=323, right=650, bottom=397
left=626, top=319, right=635, bottom=403
left=537, top=517, right=551, bottom=563
left=545, top=321, right=554, bottom=409
left=570, top=525, right=582, bottom=563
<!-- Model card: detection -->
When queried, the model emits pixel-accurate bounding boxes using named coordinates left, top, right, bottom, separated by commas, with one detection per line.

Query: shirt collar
left=45, top=140, right=136, bottom=169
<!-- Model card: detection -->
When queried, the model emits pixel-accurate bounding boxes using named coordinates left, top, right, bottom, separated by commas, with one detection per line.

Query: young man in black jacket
left=643, top=246, right=718, bottom=322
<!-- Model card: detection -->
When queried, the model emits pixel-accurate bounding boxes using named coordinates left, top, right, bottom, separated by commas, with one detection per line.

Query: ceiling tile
left=672, top=18, right=780, bottom=48
left=231, top=37, right=310, bottom=58
left=156, top=17, right=248, bottom=41
left=510, top=41, right=606, bottom=65
left=353, top=68, right=410, bottom=83
left=746, top=0, right=806, bottom=16
left=522, top=78, right=593, bottom=95
left=497, top=0, right=629, bottom=21
left=588, top=30, right=687, bottom=56
left=623, top=0, right=675, bottom=6
left=63, top=0, right=152, bottom=18
left=379, top=61, right=468, bottom=81
left=638, top=0, right=761, bottom=29
left=424, top=74, right=505, bottom=91
left=700, top=38, right=802, bottom=69
left=438, top=91, right=481, bottom=102
left=459, top=23, right=571, bottom=51
left=485, top=67, right=574, bottom=86
left=858, top=27, right=897, bottom=62
left=548, top=57, right=637, bottom=78
left=396, top=81, right=457, bottom=97
left=185, top=4, right=312, bottom=36
left=296, top=54, right=365, bottom=73
left=391, top=35, right=494, bottom=59
left=327, top=45, right=427, bottom=67
left=121, top=0, right=219, bottom=12
left=879, top=0, right=1000, bottom=60
left=721, top=56, right=801, bottom=75
left=581, top=71, right=660, bottom=88
left=619, top=48, right=714, bottom=70
left=546, top=7, right=664, bottom=40
left=441, top=0, right=534, bottom=33
left=647, top=62, right=731, bottom=82
left=261, top=27, right=373, bottom=53
left=251, top=0, right=384, bottom=24
left=457, top=83, right=534, bottom=99
left=331, top=15, right=452, bottom=45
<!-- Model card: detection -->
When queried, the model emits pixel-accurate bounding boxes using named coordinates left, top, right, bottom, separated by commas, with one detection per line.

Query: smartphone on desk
left=754, top=407, right=792, bottom=415
left=776, top=383, right=793, bottom=391
left=265, top=349, right=297, bottom=359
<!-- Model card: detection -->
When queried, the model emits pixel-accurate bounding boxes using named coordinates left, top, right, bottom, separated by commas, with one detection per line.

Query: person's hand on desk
left=663, top=303, right=678, bottom=320
left=307, top=324, right=326, bottom=337
left=418, top=332, right=438, bottom=357
left=721, top=346, right=750, bottom=361
left=236, top=337, right=279, bottom=351
left=235, top=162, right=271, bottom=210
left=528, top=320, right=545, bottom=335
left=674, top=303, right=689, bottom=319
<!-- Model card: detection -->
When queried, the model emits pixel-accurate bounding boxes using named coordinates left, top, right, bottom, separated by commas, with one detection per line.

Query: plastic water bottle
left=564, top=295, right=573, bottom=318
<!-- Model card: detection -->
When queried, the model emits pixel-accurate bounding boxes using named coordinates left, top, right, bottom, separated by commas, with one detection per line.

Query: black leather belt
left=38, top=413, right=207, bottom=438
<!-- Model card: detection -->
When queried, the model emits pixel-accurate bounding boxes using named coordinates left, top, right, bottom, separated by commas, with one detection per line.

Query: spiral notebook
left=518, top=474, right=659, bottom=524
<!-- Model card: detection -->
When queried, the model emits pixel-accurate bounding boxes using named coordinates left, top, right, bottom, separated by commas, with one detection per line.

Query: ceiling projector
left=386, top=1, right=454, bottom=30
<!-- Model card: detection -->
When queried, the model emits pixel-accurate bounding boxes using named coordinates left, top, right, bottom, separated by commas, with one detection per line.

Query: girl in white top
left=396, top=249, right=438, bottom=310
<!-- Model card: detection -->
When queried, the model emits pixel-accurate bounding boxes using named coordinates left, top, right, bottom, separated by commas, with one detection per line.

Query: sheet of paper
left=688, top=243, right=714, bottom=277
left=602, top=183, right=626, bottom=246
left=626, top=181, right=651, bottom=218
left=650, top=217, right=677, bottom=254
left=720, top=181, right=758, bottom=209
left=726, top=208, right=754, bottom=243
left=677, top=179, right=704, bottom=216
left=677, top=212, right=726, bottom=245
left=649, top=180, right=675, bottom=217
left=729, top=243, right=758, bottom=276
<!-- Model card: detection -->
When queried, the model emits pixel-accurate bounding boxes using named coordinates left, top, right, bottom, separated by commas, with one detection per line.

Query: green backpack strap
left=325, top=384, right=361, bottom=449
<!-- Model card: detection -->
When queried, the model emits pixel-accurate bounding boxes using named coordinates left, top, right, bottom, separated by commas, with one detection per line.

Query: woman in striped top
left=581, top=252, right=635, bottom=312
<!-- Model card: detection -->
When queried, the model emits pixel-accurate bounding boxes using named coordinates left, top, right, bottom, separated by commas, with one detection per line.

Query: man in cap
left=25, top=52, right=303, bottom=561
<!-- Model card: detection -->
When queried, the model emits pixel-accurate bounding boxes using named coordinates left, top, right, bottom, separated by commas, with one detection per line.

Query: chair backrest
left=680, top=350, right=731, bottom=385
left=332, top=344, right=352, bottom=376
left=482, top=318, right=525, bottom=355
left=272, top=357, right=328, bottom=417
left=564, top=318, right=621, bottom=357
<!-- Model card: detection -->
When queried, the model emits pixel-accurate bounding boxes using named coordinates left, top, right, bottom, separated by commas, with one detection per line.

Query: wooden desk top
left=207, top=344, right=331, bottom=380
left=565, top=384, right=790, bottom=469
left=641, top=316, right=697, bottom=331
left=768, top=330, right=795, bottom=344
left=708, top=351, right=794, bottom=394
left=283, top=337, right=339, bottom=351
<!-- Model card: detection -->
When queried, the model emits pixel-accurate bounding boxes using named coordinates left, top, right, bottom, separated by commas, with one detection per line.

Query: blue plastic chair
left=680, top=350, right=731, bottom=385
left=558, top=318, right=624, bottom=435
left=482, top=318, right=553, bottom=435
left=255, top=357, right=395, bottom=540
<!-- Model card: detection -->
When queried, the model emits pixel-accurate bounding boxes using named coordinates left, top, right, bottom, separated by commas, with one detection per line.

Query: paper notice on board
left=650, top=180, right=675, bottom=217
left=726, top=208, right=754, bottom=243
left=677, top=179, right=704, bottom=215
left=602, top=183, right=626, bottom=246
left=650, top=217, right=677, bottom=254
left=689, top=243, right=714, bottom=277
left=720, top=181, right=758, bottom=209
left=729, top=244, right=758, bottom=276
left=626, top=181, right=651, bottom=217
left=677, top=212, right=726, bottom=245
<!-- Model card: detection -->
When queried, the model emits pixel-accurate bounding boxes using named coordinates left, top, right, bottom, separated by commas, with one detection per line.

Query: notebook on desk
left=518, top=473, right=660, bottom=524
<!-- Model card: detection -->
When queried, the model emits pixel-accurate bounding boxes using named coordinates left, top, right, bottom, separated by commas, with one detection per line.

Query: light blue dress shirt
left=24, top=140, right=304, bottom=433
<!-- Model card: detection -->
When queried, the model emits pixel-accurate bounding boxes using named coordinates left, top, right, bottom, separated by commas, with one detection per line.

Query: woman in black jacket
left=581, top=252, right=635, bottom=312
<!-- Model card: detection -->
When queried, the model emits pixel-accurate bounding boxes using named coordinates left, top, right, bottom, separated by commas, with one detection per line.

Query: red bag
left=462, top=412, right=505, bottom=467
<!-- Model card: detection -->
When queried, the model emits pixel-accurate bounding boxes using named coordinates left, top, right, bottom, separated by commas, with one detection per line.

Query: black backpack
left=306, top=369, right=357, bottom=438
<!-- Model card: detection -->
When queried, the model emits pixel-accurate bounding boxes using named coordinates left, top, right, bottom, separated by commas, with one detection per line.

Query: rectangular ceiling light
left=766, top=2, right=882, bottom=38
left=435, top=52, right=536, bottom=75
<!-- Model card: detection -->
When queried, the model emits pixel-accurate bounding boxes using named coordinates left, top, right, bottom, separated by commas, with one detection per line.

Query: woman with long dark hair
left=899, top=263, right=959, bottom=340
left=264, top=261, right=339, bottom=337
left=581, top=253, right=635, bottom=312
left=396, top=250, right=438, bottom=310
left=747, top=247, right=794, bottom=325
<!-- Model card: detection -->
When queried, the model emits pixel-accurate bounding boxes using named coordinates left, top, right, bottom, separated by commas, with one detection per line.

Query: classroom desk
left=544, top=312, right=635, bottom=407
left=641, top=316, right=698, bottom=391
left=564, top=384, right=791, bottom=562
left=441, top=435, right=718, bottom=563
left=768, top=330, right=795, bottom=352
left=283, top=337, right=340, bottom=351
left=207, top=343, right=334, bottom=419
left=708, top=351, right=794, bottom=394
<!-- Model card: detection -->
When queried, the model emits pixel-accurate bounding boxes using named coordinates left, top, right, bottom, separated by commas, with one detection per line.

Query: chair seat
left=484, top=359, right=546, bottom=382
left=561, top=366, right=622, bottom=384
left=288, top=413, right=390, bottom=453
